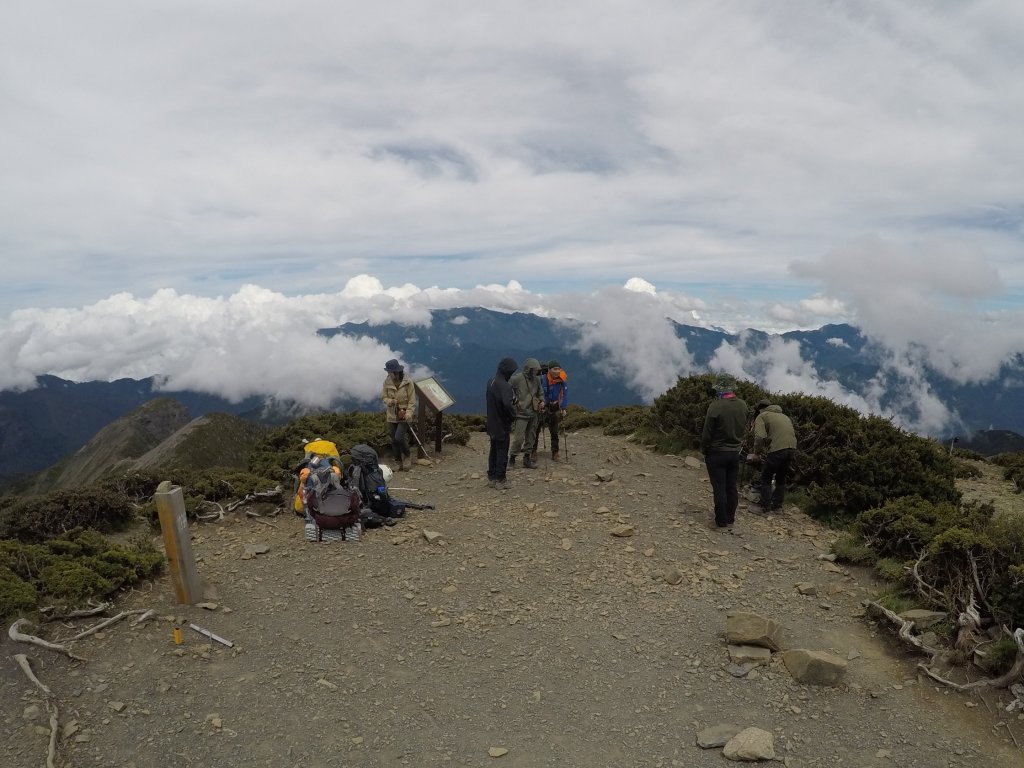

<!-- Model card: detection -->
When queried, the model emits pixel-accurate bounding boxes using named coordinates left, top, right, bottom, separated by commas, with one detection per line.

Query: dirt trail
left=3, top=429, right=1023, bottom=767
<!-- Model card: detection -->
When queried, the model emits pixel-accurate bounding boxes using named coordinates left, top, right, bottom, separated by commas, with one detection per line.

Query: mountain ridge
left=1, top=308, right=1021, bottom=482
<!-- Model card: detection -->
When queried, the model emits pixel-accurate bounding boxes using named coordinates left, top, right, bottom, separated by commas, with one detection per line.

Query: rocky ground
left=3, top=429, right=1023, bottom=768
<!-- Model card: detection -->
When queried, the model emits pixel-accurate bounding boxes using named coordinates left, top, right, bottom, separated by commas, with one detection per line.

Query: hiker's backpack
left=347, top=444, right=402, bottom=522
left=292, top=438, right=345, bottom=514
left=303, top=457, right=361, bottom=540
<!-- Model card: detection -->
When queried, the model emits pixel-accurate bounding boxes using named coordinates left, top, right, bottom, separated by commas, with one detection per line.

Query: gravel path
left=3, top=429, right=1022, bottom=767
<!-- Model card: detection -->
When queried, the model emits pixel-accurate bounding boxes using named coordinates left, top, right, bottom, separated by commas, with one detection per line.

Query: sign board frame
left=414, top=376, right=456, bottom=413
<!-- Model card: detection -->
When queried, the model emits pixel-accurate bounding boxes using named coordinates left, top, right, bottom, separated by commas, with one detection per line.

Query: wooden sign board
left=414, top=376, right=455, bottom=412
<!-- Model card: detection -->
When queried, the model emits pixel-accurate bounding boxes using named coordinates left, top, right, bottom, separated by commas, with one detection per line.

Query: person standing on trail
left=700, top=373, right=748, bottom=529
left=382, top=359, right=416, bottom=471
left=751, top=400, right=797, bottom=513
left=542, top=360, right=569, bottom=461
left=486, top=357, right=519, bottom=489
left=508, top=357, right=543, bottom=469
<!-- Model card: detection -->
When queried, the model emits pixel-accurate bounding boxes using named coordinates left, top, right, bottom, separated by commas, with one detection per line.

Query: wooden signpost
left=154, top=480, right=203, bottom=605
left=413, top=376, right=456, bottom=458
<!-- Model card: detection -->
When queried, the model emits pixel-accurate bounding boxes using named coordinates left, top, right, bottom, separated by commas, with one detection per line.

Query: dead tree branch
left=195, top=500, right=225, bottom=522
left=13, top=654, right=59, bottom=768
left=919, top=628, right=1024, bottom=692
left=8, top=619, right=86, bottom=661
left=40, top=600, right=111, bottom=621
left=866, top=601, right=940, bottom=661
left=63, top=609, right=151, bottom=642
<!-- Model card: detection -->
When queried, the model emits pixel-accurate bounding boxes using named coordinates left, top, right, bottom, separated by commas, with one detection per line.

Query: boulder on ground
left=723, top=727, right=775, bottom=761
left=898, top=609, right=947, bottom=630
left=782, top=649, right=847, bottom=686
left=725, top=612, right=782, bottom=651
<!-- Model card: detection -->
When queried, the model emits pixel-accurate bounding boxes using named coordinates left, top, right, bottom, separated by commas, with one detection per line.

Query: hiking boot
left=494, top=478, right=510, bottom=490
left=551, top=451, right=560, bottom=462
left=508, top=455, right=517, bottom=468
left=529, top=451, right=538, bottom=463
left=523, top=456, right=537, bottom=469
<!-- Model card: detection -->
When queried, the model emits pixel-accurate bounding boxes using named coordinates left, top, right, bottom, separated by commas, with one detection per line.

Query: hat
left=547, top=359, right=561, bottom=369
left=713, top=373, right=736, bottom=392
left=384, top=359, right=404, bottom=373
left=755, top=399, right=771, bottom=411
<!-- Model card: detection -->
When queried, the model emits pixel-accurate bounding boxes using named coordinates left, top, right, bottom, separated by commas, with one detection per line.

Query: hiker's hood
left=496, top=357, right=518, bottom=381
left=523, top=357, right=541, bottom=375
left=762, top=404, right=784, bottom=415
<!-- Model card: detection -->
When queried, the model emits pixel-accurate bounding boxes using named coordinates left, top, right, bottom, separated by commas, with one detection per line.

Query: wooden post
left=154, top=481, right=202, bottom=605
left=434, top=410, right=443, bottom=453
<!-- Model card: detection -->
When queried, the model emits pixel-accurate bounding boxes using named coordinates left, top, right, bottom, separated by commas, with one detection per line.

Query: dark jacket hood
left=497, top=357, right=518, bottom=381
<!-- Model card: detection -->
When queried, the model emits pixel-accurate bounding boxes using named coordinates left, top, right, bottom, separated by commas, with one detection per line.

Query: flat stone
left=610, top=525, right=636, bottom=537
left=684, top=456, right=703, bottom=469
left=899, top=609, right=947, bottom=630
left=727, top=644, right=772, bottom=666
left=696, top=723, right=743, bottom=749
left=796, top=582, right=817, bottom=596
left=663, top=567, right=683, bottom=585
left=422, top=529, right=443, bottom=544
left=723, top=727, right=775, bottom=761
left=782, top=649, right=848, bottom=686
left=725, top=612, right=782, bottom=651
left=244, top=543, right=270, bottom=556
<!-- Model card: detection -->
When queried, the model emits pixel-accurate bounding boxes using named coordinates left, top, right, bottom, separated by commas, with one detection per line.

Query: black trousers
left=487, top=435, right=510, bottom=481
left=705, top=450, right=741, bottom=526
left=759, top=448, right=795, bottom=510
left=388, top=421, right=411, bottom=459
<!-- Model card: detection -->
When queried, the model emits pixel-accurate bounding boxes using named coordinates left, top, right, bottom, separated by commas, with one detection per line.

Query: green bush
left=0, top=528, right=164, bottom=621
left=832, top=534, right=878, bottom=566
left=0, top=488, right=136, bottom=541
left=637, top=375, right=959, bottom=522
left=873, top=558, right=910, bottom=584
left=564, top=405, right=651, bottom=436
left=0, top=566, right=37, bottom=620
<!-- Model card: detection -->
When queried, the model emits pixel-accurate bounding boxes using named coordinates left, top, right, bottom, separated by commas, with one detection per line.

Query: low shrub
left=0, top=488, right=136, bottom=541
left=0, top=527, right=164, bottom=621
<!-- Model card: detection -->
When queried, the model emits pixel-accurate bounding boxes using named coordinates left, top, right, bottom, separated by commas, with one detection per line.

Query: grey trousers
left=510, top=414, right=539, bottom=456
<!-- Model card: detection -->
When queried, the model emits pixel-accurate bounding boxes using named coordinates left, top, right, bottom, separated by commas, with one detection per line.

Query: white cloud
left=1, top=2, right=1022, bottom=322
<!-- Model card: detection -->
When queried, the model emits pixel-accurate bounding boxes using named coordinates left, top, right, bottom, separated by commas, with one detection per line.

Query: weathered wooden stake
left=154, top=481, right=202, bottom=604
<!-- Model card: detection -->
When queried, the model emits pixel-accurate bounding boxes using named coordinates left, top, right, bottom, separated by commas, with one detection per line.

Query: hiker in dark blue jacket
left=486, top=357, right=519, bottom=489
left=541, top=360, right=569, bottom=461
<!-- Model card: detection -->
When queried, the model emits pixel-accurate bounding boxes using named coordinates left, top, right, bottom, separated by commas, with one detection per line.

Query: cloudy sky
left=2, top=2, right=1022, bottom=429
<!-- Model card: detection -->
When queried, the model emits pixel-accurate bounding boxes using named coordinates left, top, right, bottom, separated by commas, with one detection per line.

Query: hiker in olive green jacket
left=752, top=401, right=798, bottom=513
left=700, top=373, right=748, bottom=529
left=508, top=357, right=543, bottom=469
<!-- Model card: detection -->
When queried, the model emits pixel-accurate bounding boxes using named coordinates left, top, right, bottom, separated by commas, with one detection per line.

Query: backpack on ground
left=292, top=438, right=345, bottom=514
left=347, top=444, right=403, bottom=525
left=303, top=456, right=361, bottom=542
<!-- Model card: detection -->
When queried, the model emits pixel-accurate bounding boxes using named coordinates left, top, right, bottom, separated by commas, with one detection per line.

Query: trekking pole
left=561, top=422, right=570, bottom=464
left=406, top=423, right=428, bottom=458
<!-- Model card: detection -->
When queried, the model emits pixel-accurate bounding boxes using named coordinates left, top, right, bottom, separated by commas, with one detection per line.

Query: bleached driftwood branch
left=919, top=629, right=1024, bottom=692
left=13, top=654, right=59, bottom=768
left=40, top=600, right=111, bottom=621
left=866, top=601, right=940, bottom=660
left=226, top=486, right=282, bottom=513
left=8, top=619, right=86, bottom=661
left=195, top=500, right=226, bottom=521
left=64, top=608, right=151, bottom=642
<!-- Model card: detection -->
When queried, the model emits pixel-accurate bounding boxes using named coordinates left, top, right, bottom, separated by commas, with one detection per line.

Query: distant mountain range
left=1, top=307, right=1022, bottom=483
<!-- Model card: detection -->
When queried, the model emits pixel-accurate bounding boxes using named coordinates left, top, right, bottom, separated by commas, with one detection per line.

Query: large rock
left=696, top=724, right=742, bottom=749
left=723, top=727, right=775, bottom=761
left=725, top=612, right=782, bottom=651
left=899, top=609, right=947, bottom=630
left=782, top=649, right=848, bottom=686
left=727, top=645, right=772, bottom=666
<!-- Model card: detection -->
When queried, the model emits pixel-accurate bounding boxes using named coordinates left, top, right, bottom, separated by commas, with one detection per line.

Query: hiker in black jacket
left=486, top=357, right=519, bottom=490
